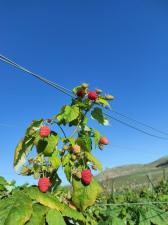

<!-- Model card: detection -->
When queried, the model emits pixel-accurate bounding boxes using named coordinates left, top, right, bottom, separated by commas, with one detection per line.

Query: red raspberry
left=39, top=126, right=51, bottom=138
left=72, top=144, right=81, bottom=154
left=99, top=136, right=109, bottom=145
left=88, top=91, right=97, bottom=101
left=38, top=177, right=51, bottom=193
left=77, top=89, right=85, bottom=98
left=81, top=169, right=92, bottom=185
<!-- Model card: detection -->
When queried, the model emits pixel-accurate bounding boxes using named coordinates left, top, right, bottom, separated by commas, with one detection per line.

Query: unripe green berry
left=105, top=95, right=114, bottom=100
left=96, top=88, right=102, bottom=94
left=81, top=83, right=89, bottom=89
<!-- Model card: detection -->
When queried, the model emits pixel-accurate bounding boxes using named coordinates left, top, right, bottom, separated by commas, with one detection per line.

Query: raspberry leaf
left=91, top=107, right=107, bottom=125
left=46, top=209, right=66, bottom=225
left=96, top=96, right=110, bottom=107
left=49, top=151, right=61, bottom=170
left=0, top=192, right=32, bottom=225
left=93, top=128, right=101, bottom=148
left=27, top=187, right=64, bottom=211
left=56, top=105, right=79, bottom=123
left=72, top=177, right=102, bottom=211
left=62, top=205, right=85, bottom=222
left=14, top=137, right=34, bottom=171
left=26, top=203, right=47, bottom=225
left=36, top=131, right=59, bottom=156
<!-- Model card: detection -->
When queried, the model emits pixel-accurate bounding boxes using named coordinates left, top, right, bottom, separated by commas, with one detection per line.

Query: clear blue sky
left=1, top=0, right=168, bottom=185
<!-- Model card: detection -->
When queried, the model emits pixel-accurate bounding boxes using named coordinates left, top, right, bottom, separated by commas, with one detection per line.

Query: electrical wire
left=0, top=54, right=74, bottom=98
left=0, top=53, right=168, bottom=140
left=110, top=109, right=168, bottom=137
left=103, top=112, right=168, bottom=140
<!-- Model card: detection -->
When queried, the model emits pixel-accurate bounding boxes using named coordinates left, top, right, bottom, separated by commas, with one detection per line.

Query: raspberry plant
left=10, top=83, right=114, bottom=224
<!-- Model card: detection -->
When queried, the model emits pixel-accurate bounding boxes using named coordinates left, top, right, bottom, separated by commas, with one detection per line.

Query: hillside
left=96, top=156, right=168, bottom=191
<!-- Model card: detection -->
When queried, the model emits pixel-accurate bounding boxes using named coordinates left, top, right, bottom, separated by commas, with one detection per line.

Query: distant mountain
left=148, top=156, right=168, bottom=167
left=96, top=156, right=168, bottom=191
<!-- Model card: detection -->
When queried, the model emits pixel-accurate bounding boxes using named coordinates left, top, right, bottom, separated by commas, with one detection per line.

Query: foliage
left=0, top=185, right=85, bottom=225
left=96, top=180, right=168, bottom=225
left=8, top=83, right=114, bottom=224
left=0, top=176, right=16, bottom=199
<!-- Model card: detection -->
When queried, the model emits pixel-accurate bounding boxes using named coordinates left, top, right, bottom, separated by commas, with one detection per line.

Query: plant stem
left=70, top=119, right=81, bottom=138
left=70, top=103, right=94, bottom=138
left=57, top=124, right=67, bottom=138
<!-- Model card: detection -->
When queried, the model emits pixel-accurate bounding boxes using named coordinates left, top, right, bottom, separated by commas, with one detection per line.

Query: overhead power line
left=0, top=53, right=167, bottom=140
left=111, top=109, right=168, bottom=136
left=0, top=54, right=74, bottom=98
left=103, top=112, right=168, bottom=140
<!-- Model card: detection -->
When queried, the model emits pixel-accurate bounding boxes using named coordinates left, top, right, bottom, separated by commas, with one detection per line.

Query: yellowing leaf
left=27, top=187, right=64, bottom=211
left=14, top=137, right=34, bottom=171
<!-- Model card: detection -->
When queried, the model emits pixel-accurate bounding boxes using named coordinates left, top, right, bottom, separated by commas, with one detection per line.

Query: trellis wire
left=96, top=201, right=168, bottom=206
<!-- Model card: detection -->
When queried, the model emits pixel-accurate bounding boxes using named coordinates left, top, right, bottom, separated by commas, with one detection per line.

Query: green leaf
left=36, top=131, right=59, bottom=156
left=72, top=177, right=102, bottom=211
left=148, top=206, right=168, bottom=225
left=96, top=97, right=110, bottom=107
left=49, top=154, right=61, bottom=170
left=139, top=211, right=151, bottom=225
left=82, top=133, right=92, bottom=152
left=110, top=217, right=125, bottom=225
left=0, top=192, right=32, bottom=225
left=72, top=85, right=82, bottom=94
left=77, top=133, right=92, bottom=152
left=91, top=107, right=107, bottom=125
left=46, top=209, right=66, bottom=225
left=56, top=105, right=80, bottom=123
left=27, top=187, right=64, bottom=211
left=14, top=137, right=34, bottom=171
left=93, top=129, right=101, bottom=148
left=0, top=176, right=8, bottom=186
left=85, top=152, right=103, bottom=171
left=26, top=204, right=47, bottom=225
left=62, top=154, right=71, bottom=167
left=64, top=164, right=71, bottom=182
left=62, top=205, right=85, bottom=222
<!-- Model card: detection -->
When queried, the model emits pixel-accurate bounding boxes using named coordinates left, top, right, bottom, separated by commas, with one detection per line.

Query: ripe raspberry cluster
left=76, top=83, right=114, bottom=102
